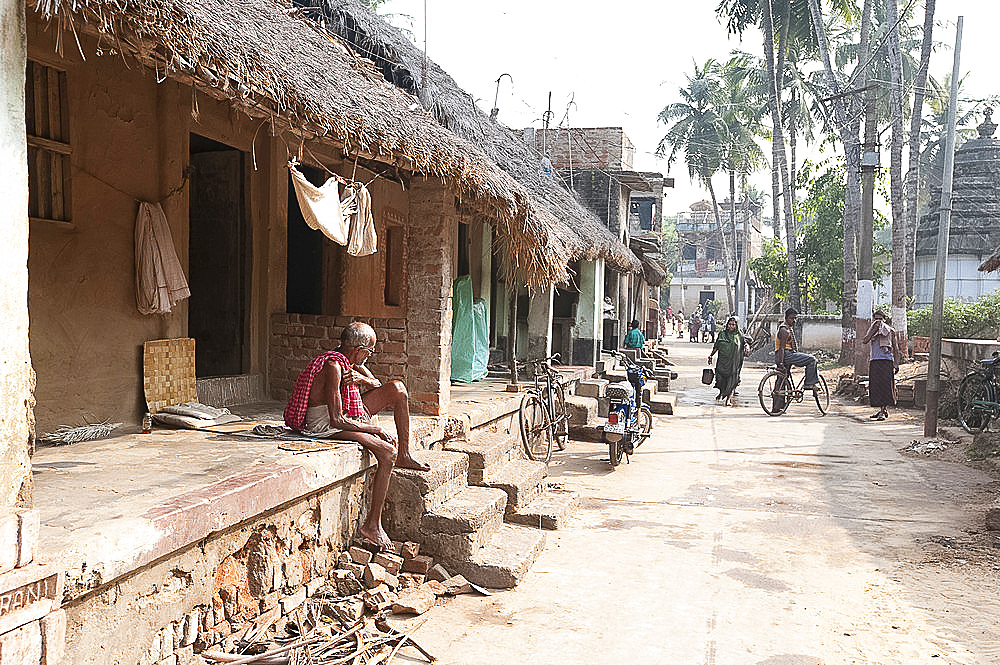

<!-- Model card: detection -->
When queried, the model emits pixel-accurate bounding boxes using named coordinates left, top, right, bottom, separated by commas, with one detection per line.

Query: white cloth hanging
left=289, top=163, right=349, bottom=245
left=341, top=183, right=377, bottom=256
left=135, top=201, right=191, bottom=315
left=288, top=163, right=378, bottom=256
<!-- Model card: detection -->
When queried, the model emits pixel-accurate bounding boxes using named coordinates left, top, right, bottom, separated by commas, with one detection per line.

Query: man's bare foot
left=359, top=525, right=392, bottom=551
left=395, top=453, right=430, bottom=471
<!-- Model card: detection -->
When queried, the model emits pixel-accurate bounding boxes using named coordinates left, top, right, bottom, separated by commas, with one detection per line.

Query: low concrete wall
left=748, top=314, right=843, bottom=362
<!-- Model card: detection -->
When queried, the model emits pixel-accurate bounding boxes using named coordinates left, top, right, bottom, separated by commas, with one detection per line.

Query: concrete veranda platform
left=31, top=371, right=592, bottom=601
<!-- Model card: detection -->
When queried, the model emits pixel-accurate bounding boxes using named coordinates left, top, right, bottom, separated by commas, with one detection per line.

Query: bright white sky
left=380, top=1, right=998, bottom=220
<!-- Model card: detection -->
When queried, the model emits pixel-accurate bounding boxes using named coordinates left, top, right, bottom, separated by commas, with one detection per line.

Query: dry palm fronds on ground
left=38, top=420, right=122, bottom=445
left=201, top=609, right=435, bottom=665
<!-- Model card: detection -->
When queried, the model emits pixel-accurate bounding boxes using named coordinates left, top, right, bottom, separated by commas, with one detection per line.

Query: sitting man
left=775, top=308, right=820, bottom=391
left=283, top=321, right=429, bottom=550
left=623, top=319, right=646, bottom=349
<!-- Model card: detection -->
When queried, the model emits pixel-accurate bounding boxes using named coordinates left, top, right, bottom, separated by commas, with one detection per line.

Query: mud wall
left=1, top=0, right=33, bottom=508
left=25, top=19, right=279, bottom=434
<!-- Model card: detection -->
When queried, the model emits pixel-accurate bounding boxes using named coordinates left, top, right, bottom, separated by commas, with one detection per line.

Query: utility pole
left=856, top=82, right=879, bottom=378
left=925, top=16, right=964, bottom=436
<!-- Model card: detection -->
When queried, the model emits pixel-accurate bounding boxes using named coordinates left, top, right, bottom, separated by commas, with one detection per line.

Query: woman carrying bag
left=708, top=317, right=749, bottom=406
left=863, top=310, right=901, bottom=420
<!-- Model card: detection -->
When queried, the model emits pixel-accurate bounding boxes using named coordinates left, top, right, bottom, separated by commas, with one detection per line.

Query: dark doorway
left=287, top=164, right=326, bottom=315
left=189, top=134, right=249, bottom=377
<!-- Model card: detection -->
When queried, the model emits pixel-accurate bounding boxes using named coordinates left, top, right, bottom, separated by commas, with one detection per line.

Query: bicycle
left=517, top=353, right=570, bottom=463
left=957, top=351, right=1000, bottom=433
left=757, top=364, right=830, bottom=416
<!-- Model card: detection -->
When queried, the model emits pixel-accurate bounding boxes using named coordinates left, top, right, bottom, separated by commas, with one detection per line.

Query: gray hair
left=340, top=322, right=376, bottom=349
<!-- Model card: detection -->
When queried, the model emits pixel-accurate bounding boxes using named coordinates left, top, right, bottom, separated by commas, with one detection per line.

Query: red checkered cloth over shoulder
left=283, top=351, right=367, bottom=430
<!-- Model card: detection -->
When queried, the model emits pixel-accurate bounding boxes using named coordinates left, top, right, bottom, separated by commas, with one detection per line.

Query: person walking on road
left=862, top=310, right=900, bottom=420
left=689, top=312, right=701, bottom=342
left=708, top=316, right=749, bottom=406
left=703, top=311, right=716, bottom=343
left=775, top=308, right=820, bottom=392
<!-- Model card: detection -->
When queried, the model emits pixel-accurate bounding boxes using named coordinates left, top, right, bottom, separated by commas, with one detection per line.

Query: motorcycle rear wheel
left=608, top=440, right=624, bottom=467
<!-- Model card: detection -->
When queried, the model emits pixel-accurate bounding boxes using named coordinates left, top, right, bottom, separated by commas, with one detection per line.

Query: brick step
left=648, top=392, right=676, bottom=415
left=384, top=450, right=470, bottom=542
left=506, top=484, right=579, bottom=530
left=419, top=485, right=508, bottom=562
left=444, top=523, right=546, bottom=589
left=444, top=429, right=517, bottom=484
left=480, top=459, right=547, bottom=513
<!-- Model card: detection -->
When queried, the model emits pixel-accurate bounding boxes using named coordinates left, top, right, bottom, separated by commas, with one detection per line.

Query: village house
left=310, top=0, right=644, bottom=370
left=0, top=0, right=635, bottom=662
left=527, top=126, right=672, bottom=346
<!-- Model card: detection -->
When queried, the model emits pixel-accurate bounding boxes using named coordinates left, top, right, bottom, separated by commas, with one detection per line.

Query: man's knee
left=389, top=380, right=408, bottom=400
left=372, top=439, right=397, bottom=464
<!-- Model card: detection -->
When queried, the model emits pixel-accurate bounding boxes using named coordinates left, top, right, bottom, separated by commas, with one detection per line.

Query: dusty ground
left=385, top=337, right=1000, bottom=665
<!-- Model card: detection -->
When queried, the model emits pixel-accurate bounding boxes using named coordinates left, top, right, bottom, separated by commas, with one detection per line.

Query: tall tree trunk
left=730, top=169, right=739, bottom=311
left=706, top=177, right=736, bottom=312
left=905, top=0, right=936, bottom=301
left=789, top=88, right=798, bottom=233
left=808, top=0, right=865, bottom=364
left=887, top=0, right=909, bottom=360
left=762, top=0, right=800, bottom=312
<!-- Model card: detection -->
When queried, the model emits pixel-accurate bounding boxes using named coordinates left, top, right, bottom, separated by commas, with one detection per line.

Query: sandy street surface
left=388, top=336, right=1000, bottom=665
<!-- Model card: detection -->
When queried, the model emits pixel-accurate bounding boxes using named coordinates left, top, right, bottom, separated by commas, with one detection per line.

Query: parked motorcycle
left=601, top=350, right=654, bottom=467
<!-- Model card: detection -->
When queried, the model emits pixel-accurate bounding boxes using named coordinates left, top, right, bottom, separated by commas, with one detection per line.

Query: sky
left=380, top=1, right=999, bottom=220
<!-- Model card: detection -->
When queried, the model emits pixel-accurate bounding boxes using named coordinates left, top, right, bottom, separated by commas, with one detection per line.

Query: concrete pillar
left=405, top=178, right=455, bottom=415
left=526, top=285, right=553, bottom=360
left=573, top=259, right=604, bottom=366
left=1, top=0, right=33, bottom=508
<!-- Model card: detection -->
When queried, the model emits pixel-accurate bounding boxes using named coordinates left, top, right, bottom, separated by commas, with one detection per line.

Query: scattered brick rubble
left=198, top=540, right=474, bottom=665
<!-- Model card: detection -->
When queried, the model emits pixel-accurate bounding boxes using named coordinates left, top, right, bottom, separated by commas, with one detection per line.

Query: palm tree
left=720, top=54, right=768, bottom=316
left=657, top=59, right=736, bottom=311
left=904, top=0, right=935, bottom=301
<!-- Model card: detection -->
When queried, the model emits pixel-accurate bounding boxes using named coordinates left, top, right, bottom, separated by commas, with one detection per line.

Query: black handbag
left=701, top=367, right=715, bottom=385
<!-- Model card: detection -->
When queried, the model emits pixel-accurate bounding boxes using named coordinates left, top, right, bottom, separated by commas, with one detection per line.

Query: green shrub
left=907, top=291, right=1000, bottom=339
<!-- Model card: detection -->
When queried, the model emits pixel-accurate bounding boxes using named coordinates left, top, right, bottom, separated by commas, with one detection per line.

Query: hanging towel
left=289, top=164, right=349, bottom=245
left=341, top=183, right=377, bottom=256
left=135, top=201, right=191, bottom=315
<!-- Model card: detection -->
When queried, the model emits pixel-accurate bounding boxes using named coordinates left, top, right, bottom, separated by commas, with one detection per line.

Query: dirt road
left=391, top=338, right=1000, bottom=664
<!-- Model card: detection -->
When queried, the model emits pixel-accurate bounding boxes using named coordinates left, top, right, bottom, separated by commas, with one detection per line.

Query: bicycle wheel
left=638, top=409, right=653, bottom=434
left=758, top=371, right=791, bottom=416
left=813, top=375, right=830, bottom=415
left=957, top=373, right=994, bottom=434
left=519, top=392, right=553, bottom=462
left=551, top=382, right=569, bottom=451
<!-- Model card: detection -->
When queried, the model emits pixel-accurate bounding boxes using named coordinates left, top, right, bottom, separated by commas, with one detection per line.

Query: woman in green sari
left=707, top=317, right=749, bottom=406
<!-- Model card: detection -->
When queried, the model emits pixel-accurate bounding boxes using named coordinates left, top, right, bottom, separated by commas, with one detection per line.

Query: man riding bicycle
left=775, top=308, right=820, bottom=393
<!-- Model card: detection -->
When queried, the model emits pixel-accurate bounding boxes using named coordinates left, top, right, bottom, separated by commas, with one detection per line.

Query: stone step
left=642, top=379, right=658, bottom=404
left=443, top=430, right=517, bottom=484
left=565, top=394, right=597, bottom=425
left=506, top=484, right=579, bottom=530
left=420, top=485, right=508, bottom=562
left=648, top=392, right=676, bottom=415
left=444, top=524, right=547, bottom=589
left=481, top=459, right=547, bottom=513
left=384, top=450, right=470, bottom=542
left=575, top=378, right=608, bottom=399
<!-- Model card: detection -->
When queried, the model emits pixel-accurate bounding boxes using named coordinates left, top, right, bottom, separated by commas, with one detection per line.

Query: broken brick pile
left=328, top=541, right=472, bottom=620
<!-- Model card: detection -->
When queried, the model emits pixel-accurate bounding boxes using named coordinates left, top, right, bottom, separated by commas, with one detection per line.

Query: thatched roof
left=30, top=0, right=573, bottom=288
left=306, top=0, right=641, bottom=276
left=980, top=246, right=1000, bottom=272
